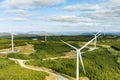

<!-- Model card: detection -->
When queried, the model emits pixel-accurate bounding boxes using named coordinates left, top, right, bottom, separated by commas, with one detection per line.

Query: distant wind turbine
left=61, top=33, right=100, bottom=80
left=103, top=27, right=106, bottom=36
left=11, top=33, right=14, bottom=52
left=91, top=32, right=100, bottom=49
left=45, top=32, right=47, bottom=42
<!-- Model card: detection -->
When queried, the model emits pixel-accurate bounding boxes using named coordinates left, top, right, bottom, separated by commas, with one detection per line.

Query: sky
left=0, top=0, right=120, bottom=33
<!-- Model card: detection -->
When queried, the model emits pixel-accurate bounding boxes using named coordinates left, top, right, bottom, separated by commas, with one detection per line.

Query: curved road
left=9, top=58, right=69, bottom=80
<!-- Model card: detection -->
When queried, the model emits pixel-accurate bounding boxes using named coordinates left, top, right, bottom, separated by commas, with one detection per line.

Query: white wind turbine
left=11, top=33, right=17, bottom=52
left=11, top=33, right=14, bottom=52
left=91, top=32, right=100, bottom=49
left=61, top=33, right=100, bottom=80
left=103, top=26, right=106, bottom=36
left=45, top=32, right=47, bottom=42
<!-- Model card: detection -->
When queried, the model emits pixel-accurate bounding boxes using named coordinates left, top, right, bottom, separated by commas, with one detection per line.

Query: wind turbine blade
left=95, top=32, right=100, bottom=36
left=96, top=33, right=101, bottom=37
left=80, top=33, right=101, bottom=50
left=103, top=27, right=106, bottom=36
left=80, top=38, right=95, bottom=50
left=61, top=40, right=77, bottom=50
left=90, top=32, right=95, bottom=35
left=90, top=31, right=100, bottom=36
left=79, top=52, right=86, bottom=74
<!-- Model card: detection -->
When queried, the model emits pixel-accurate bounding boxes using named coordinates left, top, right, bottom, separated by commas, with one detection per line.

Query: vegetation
left=111, top=41, right=120, bottom=51
left=0, top=35, right=120, bottom=80
left=0, top=39, right=26, bottom=49
left=27, top=48, right=120, bottom=80
left=12, top=35, right=94, bottom=41
left=7, top=53, right=30, bottom=60
left=30, top=41, right=79, bottom=59
left=0, top=58, right=48, bottom=80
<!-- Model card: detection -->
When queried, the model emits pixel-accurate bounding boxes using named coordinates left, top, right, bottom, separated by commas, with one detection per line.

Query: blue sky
left=0, top=0, right=119, bottom=33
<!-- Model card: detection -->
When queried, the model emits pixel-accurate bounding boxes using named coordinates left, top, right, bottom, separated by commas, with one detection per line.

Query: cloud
left=3, top=9, right=39, bottom=22
left=1, top=0, right=66, bottom=9
left=4, top=9, right=26, bottom=14
left=63, top=0, right=120, bottom=28
left=110, top=0, right=120, bottom=4
left=45, top=15, right=95, bottom=24
left=1, top=0, right=66, bottom=22
left=0, top=17, right=27, bottom=22
left=64, top=4, right=101, bottom=11
left=10, top=17, right=27, bottom=21
left=33, top=0, right=66, bottom=7
left=46, top=15, right=79, bottom=23
left=90, top=1, right=120, bottom=24
left=1, top=0, right=33, bottom=9
left=0, top=0, right=119, bottom=32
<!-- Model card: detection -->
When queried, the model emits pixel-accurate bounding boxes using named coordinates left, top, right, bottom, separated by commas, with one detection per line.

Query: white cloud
left=64, top=4, right=101, bottom=11
left=47, top=15, right=79, bottom=23
left=63, top=0, right=120, bottom=28
left=0, top=17, right=27, bottom=22
left=110, top=0, right=120, bottom=4
left=3, top=9, right=39, bottom=22
left=1, top=0, right=33, bottom=9
left=1, top=0, right=66, bottom=9
left=45, top=15, right=95, bottom=24
left=0, top=0, right=119, bottom=32
left=1, top=0, right=66, bottom=22
left=4, top=9, right=26, bottom=14
left=6, top=17, right=27, bottom=21
left=33, top=0, right=66, bottom=7
left=11, top=17, right=26, bottom=21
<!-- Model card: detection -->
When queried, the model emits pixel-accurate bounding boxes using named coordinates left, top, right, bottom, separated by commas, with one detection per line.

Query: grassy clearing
left=0, top=44, right=35, bottom=54
left=0, top=58, right=48, bottom=80
left=15, top=44, right=35, bottom=54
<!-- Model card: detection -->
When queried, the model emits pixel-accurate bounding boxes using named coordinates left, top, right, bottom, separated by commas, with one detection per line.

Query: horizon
left=0, top=31, right=120, bottom=36
left=0, top=0, right=120, bottom=32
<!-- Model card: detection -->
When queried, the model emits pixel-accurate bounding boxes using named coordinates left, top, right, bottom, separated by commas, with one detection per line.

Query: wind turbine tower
left=11, top=33, right=14, bottom=52
left=92, top=32, right=100, bottom=49
left=62, top=33, right=100, bottom=80
left=45, top=32, right=47, bottom=42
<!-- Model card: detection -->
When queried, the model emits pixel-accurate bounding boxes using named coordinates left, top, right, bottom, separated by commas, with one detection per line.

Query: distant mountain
left=0, top=31, right=119, bottom=37
left=0, top=32, right=10, bottom=37
left=108, top=32, right=120, bottom=36
left=26, top=31, right=45, bottom=35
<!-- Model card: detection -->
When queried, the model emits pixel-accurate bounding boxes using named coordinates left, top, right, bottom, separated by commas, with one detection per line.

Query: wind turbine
left=11, top=33, right=14, bottom=52
left=103, top=26, right=106, bottom=36
left=91, top=32, right=100, bottom=49
left=45, top=32, right=47, bottom=42
left=61, top=33, right=100, bottom=80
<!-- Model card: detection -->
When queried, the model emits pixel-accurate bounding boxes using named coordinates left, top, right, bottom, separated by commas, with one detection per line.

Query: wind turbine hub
left=77, top=49, right=81, bottom=52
